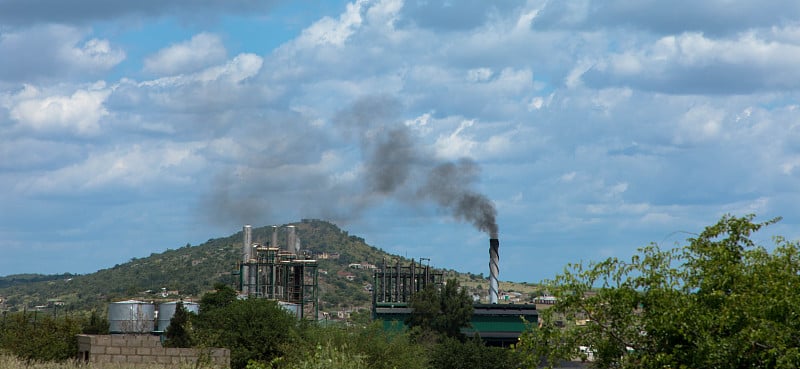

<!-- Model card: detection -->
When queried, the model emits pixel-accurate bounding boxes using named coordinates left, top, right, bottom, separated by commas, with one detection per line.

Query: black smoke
left=204, top=95, right=498, bottom=237
left=334, top=95, right=498, bottom=237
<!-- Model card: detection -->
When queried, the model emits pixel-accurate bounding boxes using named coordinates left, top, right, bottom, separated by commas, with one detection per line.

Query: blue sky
left=2, top=0, right=800, bottom=283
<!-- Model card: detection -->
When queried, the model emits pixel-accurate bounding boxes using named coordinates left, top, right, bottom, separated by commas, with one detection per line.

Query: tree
left=516, top=214, right=800, bottom=369
left=430, top=336, right=520, bottom=369
left=81, top=309, right=109, bottom=335
left=163, top=301, right=192, bottom=348
left=193, top=298, right=299, bottom=369
left=199, top=282, right=237, bottom=312
left=284, top=322, right=429, bottom=369
left=406, top=278, right=473, bottom=340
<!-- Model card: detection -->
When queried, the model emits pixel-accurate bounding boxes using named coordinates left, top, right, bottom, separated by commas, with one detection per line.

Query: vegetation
left=10, top=215, right=800, bottom=368
left=0, top=220, right=431, bottom=315
left=192, top=285, right=300, bottom=369
left=406, top=278, right=473, bottom=340
left=163, top=301, right=193, bottom=348
left=517, top=214, right=800, bottom=369
left=0, top=311, right=83, bottom=362
left=431, top=336, right=520, bottom=369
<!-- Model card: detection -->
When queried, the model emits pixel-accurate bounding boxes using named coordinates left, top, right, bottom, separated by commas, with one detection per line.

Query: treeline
left=0, top=309, right=108, bottom=362
left=0, top=281, right=518, bottom=369
left=168, top=282, right=519, bottom=369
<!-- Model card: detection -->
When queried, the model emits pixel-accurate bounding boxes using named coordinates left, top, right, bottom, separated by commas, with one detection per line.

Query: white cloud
left=673, top=104, right=726, bottom=144
left=16, top=143, right=204, bottom=195
left=435, top=120, right=478, bottom=160
left=467, top=68, right=493, bottom=82
left=586, top=31, right=800, bottom=93
left=10, top=84, right=111, bottom=136
left=143, top=33, right=227, bottom=76
left=0, top=25, right=124, bottom=82
left=297, top=0, right=366, bottom=47
left=71, top=38, right=126, bottom=71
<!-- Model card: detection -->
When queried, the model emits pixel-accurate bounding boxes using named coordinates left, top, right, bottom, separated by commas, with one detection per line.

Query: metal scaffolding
left=372, top=258, right=443, bottom=305
left=239, top=246, right=319, bottom=320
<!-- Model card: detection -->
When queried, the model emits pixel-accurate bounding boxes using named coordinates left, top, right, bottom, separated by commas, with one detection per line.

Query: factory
left=236, top=224, right=319, bottom=320
left=371, top=237, right=538, bottom=346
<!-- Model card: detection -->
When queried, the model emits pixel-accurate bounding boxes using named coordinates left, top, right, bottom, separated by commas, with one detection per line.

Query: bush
left=430, top=336, right=519, bottom=369
left=193, top=298, right=300, bottom=369
left=0, top=311, right=82, bottom=362
left=281, top=322, right=429, bottom=369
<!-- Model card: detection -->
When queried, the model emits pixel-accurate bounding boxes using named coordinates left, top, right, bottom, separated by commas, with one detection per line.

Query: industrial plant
left=236, top=224, right=319, bottom=320
left=86, top=222, right=533, bottom=358
left=371, top=236, right=538, bottom=346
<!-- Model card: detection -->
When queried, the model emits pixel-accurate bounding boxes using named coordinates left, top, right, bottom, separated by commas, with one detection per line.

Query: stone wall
left=77, top=334, right=229, bottom=368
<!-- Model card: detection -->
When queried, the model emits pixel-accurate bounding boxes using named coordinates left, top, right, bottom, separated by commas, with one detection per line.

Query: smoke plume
left=334, top=95, right=498, bottom=237
left=204, top=95, right=498, bottom=237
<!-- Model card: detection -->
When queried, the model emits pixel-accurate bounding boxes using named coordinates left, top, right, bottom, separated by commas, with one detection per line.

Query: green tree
left=199, top=282, right=237, bottom=312
left=163, top=301, right=192, bottom=348
left=517, top=214, right=800, bottom=369
left=430, top=336, right=519, bottom=369
left=193, top=298, right=299, bottom=369
left=0, top=311, right=82, bottom=362
left=81, top=309, right=109, bottom=334
left=285, top=321, right=429, bottom=369
left=406, top=278, right=473, bottom=340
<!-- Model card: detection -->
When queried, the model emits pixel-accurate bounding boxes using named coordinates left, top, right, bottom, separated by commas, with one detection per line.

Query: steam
left=204, top=95, right=498, bottom=237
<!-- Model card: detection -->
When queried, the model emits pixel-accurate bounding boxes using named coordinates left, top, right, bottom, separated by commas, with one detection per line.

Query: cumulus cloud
left=143, top=33, right=227, bottom=76
left=532, top=0, right=800, bottom=36
left=4, top=0, right=800, bottom=280
left=581, top=31, right=800, bottom=94
left=9, top=83, right=111, bottom=136
left=0, top=25, right=124, bottom=82
left=296, top=0, right=366, bottom=47
left=15, top=143, right=204, bottom=196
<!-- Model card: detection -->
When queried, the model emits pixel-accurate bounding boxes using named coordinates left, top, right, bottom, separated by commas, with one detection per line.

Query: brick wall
left=77, top=334, right=229, bottom=368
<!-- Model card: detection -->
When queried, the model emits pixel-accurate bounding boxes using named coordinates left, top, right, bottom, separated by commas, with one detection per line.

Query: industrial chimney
left=242, top=225, right=252, bottom=295
left=271, top=225, right=278, bottom=249
left=286, top=225, right=296, bottom=254
left=489, top=238, right=499, bottom=304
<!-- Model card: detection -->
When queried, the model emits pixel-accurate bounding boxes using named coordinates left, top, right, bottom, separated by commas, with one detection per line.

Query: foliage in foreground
left=192, top=284, right=300, bottom=369
left=406, top=278, right=474, bottom=341
left=277, top=322, right=428, bottom=369
left=0, top=311, right=84, bottom=362
left=517, top=214, right=800, bottom=369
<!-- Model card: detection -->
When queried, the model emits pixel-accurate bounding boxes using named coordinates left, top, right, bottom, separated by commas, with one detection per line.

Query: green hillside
left=0, top=219, right=413, bottom=314
left=0, top=219, right=540, bottom=318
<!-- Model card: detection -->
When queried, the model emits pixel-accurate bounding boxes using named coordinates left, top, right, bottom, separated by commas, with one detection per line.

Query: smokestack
left=286, top=225, right=296, bottom=254
left=242, top=225, right=252, bottom=294
left=489, top=238, right=499, bottom=304
left=271, top=225, right=278, bottom=249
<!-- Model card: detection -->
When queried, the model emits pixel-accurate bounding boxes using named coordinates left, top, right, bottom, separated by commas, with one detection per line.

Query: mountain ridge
left=0, top=219, right=461, bottom=313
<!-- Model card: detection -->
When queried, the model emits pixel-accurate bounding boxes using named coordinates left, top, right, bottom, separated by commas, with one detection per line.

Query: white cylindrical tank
left=108, top=300, right=155, bottom=333
left=278, top=301, right=300, bottom=319
left=156, top=301, right=199, bottom=332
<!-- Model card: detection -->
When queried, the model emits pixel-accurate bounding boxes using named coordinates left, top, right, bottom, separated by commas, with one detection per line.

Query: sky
left=2, top=0, right=800, bottom=283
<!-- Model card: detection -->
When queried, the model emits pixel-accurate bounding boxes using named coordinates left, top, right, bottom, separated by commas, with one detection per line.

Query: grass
left=0, top=353, right=203, bottom=369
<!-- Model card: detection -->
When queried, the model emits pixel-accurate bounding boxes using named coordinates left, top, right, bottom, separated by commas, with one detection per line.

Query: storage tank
left=278, top=301, right=300, bottom=319
left=156, top=301, right=199, bottom=332
left=108, top=300, right=155, bottom=333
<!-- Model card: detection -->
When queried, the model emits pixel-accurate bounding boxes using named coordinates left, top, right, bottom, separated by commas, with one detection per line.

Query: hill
left=0, top=220, right=440, bottom=314
left=0, top=219, right=540, bottom=316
